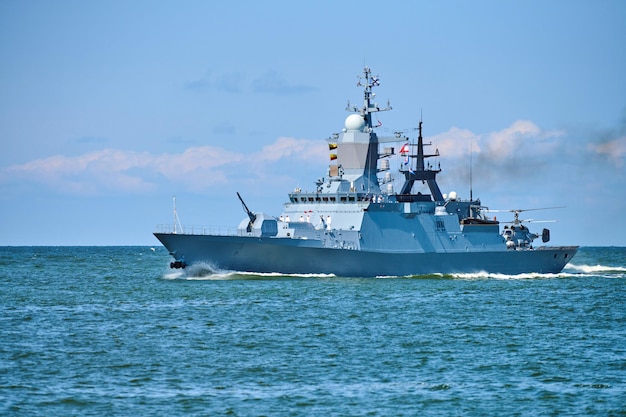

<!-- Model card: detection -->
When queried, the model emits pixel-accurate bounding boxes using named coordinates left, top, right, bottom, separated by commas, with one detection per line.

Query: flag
left=330, top=153, right=337, bottom=160
left=328, top=143, right=337, bottom=150
left=399, top=143, right=409, bottom=155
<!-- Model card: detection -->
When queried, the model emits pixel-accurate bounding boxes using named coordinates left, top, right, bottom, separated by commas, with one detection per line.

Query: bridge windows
left=290, top=193, right=361, bottom=204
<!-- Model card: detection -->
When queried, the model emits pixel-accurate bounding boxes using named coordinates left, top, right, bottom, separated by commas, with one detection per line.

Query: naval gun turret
left=236, top=192, right=277, bottom=237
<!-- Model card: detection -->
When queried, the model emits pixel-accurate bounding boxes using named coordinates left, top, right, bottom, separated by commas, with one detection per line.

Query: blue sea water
left=1, top=246, right=625, bottom=416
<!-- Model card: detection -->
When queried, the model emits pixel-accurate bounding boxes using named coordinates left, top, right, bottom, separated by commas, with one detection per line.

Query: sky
left=0, top=0, right=625, bottom=246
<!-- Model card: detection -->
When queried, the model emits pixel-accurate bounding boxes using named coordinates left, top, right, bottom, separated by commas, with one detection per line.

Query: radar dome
left=345, top=114, right=365, bottom=131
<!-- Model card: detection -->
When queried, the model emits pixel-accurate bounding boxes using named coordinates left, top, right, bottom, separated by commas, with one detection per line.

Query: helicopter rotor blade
left=485, top=206, right=565, bottom=214
left=500, top=219, right=557, bottom=224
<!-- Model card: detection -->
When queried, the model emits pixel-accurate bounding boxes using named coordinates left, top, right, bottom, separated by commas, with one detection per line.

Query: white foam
left=566, top=263, right=626, bottom=274
left=162, top=262, right=624, bottom=280
left=450, top=271, right=571, bottom=280
left=236, top=271, right=336, bottom=279
left=161, top=262, right=336, bottom=280
left=162, top=270, right=185, bottom=280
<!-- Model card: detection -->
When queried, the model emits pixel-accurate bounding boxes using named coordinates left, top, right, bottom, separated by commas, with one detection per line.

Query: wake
left=566, top=263, right=626, bottom=275
left=162, top=262, right=335, bottom=280
left=162, top=262, right=624, bottom=281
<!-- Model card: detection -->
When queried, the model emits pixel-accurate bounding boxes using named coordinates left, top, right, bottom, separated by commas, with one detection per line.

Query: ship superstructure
left=154, top=67, right=577, bottom=276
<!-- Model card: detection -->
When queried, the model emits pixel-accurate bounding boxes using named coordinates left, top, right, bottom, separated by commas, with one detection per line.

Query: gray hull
left=154, top=233, right=578, bottom=277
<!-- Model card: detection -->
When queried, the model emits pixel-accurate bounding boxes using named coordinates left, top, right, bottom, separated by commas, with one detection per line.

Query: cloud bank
left=430, top=120, right=568, bottom=184
left=1, top=138, right=326, bottom=195
left=1, top=120, right=622, bottom=197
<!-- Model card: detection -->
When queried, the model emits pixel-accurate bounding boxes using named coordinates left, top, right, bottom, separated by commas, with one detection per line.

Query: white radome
left=345, top=114, right=365, bottom=131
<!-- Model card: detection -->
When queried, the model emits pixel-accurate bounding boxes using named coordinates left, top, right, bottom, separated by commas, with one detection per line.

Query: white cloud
left=255, top=137, right=327, bottom=162
left=0, top=138, right=325, bottom=195
left=429, top=120, right=565, bottom=166
left=1, top=121, right=616, bottom=198
left=419, top=120, right=575, bottom=197
left=429, top=127, right=478, bottom=159
left=152, top=146, right=242, bottom=177
left=589, top=135, right=626, bottom=167
left=3, top=149, right=156, bottom=193
left=482, top=120, right=564, bottom=159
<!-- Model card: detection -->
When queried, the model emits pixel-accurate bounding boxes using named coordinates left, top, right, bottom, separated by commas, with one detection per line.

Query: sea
left=1, top=246, right=624, bottom=416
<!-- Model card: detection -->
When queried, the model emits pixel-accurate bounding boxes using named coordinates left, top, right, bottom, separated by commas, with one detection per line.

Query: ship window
left=340, top=197, right=347, bottom=202
left=349, top=197, right=355, bottom=202
left=323, top=197, right=329, bottom=202
left=435, top=219, right=445, bottom=231
left=330, top=197, right=336, bottom=202
left=316, top=197, right=321, bottom=202
left=308, top=197, right=314, bottom=202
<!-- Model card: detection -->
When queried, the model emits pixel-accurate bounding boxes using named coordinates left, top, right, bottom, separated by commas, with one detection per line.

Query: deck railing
left=155, top=224, right=238, bottom=236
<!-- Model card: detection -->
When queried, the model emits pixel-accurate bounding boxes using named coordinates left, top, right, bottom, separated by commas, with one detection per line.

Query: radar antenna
left=346, top=67, right=392, bottom=129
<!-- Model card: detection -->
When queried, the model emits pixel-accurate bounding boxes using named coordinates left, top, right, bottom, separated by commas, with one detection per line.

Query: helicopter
left=485, top=207, right=561, bottom=250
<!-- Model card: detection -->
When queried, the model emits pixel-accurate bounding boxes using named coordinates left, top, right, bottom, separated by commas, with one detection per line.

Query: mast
left=347, top=67, right=392, bottom=131
left=399, top=121, right=444, bottom=201
left=326, top=67, right=392, bottom=195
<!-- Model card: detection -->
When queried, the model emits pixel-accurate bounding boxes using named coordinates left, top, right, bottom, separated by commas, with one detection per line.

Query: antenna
left=172, top=196, right=183, bottom=234
left=469, top=138, right=473, bottom=201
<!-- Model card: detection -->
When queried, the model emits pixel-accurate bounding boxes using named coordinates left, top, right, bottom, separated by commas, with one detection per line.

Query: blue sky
left=1, top=0, right=624, bottom=246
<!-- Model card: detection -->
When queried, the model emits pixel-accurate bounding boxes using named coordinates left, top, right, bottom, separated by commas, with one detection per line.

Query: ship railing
left=155, top=224, right=238, bottom=236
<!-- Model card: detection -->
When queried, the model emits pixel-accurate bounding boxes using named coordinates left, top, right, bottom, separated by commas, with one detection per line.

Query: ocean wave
left=566, top=263, right=626, bottom=274
left=450, top=265, right=626, bottom=280
left=448, top=271, right=572, bottom=280
left=378, top=271, right=575, bottom=280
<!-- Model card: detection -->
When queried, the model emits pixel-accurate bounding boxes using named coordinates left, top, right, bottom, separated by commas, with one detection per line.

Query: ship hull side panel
left=154, top=233, right=577, bottom=277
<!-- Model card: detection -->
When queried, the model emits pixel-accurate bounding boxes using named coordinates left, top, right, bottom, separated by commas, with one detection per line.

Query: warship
left=154, top=67, right=578, bottom=277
